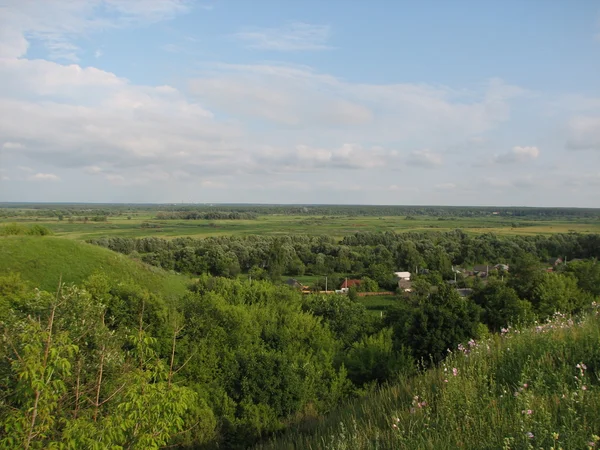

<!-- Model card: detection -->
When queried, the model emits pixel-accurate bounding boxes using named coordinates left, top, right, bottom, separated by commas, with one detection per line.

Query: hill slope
left=0, top=236, right=190, bottom=300
left=256, top=310, right=600, bottom=450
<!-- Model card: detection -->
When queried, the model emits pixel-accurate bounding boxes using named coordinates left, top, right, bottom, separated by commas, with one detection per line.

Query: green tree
left=471, top=280, right=533, bottom=331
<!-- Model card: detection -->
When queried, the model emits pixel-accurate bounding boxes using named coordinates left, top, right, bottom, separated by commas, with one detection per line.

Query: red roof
left=340, top=279, right=361, bottom=289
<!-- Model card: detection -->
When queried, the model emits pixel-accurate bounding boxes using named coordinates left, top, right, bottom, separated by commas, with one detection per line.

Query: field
left=359, top=294, right=401, bottom=316
left=2, top=212, right=600, bottom=241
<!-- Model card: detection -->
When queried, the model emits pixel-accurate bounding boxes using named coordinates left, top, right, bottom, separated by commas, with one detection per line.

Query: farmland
left=2, top=204, right=600, bottom=241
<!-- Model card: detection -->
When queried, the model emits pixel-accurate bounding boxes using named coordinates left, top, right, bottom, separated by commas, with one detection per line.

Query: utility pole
left=325, top=276, right=328, bottom=293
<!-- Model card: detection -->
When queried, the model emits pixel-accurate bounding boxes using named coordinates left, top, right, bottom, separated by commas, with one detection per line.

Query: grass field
left=2, top=213, right=600, bottom=241
left=0, top=236, right=191, bottom=301
left=359, top=294, right=402, bottom=316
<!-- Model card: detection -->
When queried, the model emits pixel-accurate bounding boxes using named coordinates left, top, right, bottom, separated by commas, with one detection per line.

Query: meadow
left=255, top=307, right=600, bottom=450
left=0, top=236, right=190, bottom=301
left=2, top=210, right=600, bottom=241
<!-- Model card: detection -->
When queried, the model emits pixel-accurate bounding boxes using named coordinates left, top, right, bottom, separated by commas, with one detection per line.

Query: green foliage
left=532, top=272, right=590, bottom=318
left=343, top=328, right=415, bottom=386
left=0, top=223, right=53, bottom=236
left=0, top=282, right=197, bottom=449
left=302, top=294, right=375, bottom=349
left=255, top=309, right=600, bottom=450
left=386, top=284, right=482, bottom=363
left=472, top=280, right=533, bottom=331
left=357, top=276, right=378, bottom=292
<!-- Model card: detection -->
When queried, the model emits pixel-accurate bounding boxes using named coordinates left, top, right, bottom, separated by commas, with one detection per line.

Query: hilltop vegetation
left=255, top=307, right=600, bottom=450
left=0, top=236, right=189, bottom=300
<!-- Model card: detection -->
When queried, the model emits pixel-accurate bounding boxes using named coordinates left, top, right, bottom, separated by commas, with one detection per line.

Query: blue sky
left=1, top=0, right=599, bottom=206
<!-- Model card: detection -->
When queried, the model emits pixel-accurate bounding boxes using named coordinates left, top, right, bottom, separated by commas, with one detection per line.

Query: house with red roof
left=339, top=279, right=361, bottom=293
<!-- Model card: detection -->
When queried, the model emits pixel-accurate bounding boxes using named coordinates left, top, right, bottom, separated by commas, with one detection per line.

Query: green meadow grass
left=3, top=213, right=600, bottom=240
left=359, top=295, right=402, bottom=316
left=0, top=236, right=191, bottom=301
left=255, top=309, right=600, bottom=450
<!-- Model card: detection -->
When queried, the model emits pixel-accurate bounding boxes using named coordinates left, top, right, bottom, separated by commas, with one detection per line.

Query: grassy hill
left=0, top=236, right=190, bottom=300
left=255, top=309, right=600, bottom=450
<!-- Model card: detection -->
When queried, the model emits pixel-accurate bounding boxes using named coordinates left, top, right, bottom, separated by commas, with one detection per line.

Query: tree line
left=87, top=231, right=600, bottom=288
left=3, top=203, right=600, bottom=219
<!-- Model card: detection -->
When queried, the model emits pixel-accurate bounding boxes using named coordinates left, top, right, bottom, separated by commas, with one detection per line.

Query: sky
left=0, top=0, right=600, bottom=207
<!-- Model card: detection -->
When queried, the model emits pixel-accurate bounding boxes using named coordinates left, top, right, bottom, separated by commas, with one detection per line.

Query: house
left=493, top=264, right=509, bottom=272
left=394, top=271, right=411, bottom=281
left=285, top=278, right=308, bottom=290
left=456, top=288, right=473, bottom=297
left=549, top=257, right=563, bottom=266
left=398, top=279, right=413, bottom=293
left=339, top=279, right=361, bottom=293
left=473, top=265, right=490, bottom=277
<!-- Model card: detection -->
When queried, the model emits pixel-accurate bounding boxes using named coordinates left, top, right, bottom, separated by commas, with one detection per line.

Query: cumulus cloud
left=0, top=0, right=542, bottom=203
left=567, top=116, right=600, bottom=150
left=255, top=143, right=399, bottom=172
left=188, top=64, right=521, bottom=142
left=407, top=150, right=443, bottom=168
left=494, top=146, right=540, bottom=163
left=29, top=173, right=60, bottom=181
left=234, top=22, right=332, bottom=51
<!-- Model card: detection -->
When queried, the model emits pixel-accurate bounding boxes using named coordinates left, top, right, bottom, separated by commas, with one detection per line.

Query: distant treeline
left=88, top=231, right=600, bottom=287
left=155, top=211, right=258, bottom=220
left=2, top=203, right=600, bottom=219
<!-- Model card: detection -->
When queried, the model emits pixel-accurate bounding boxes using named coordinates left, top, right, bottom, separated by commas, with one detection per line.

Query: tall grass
left=255, top=306, right=600, bottom=449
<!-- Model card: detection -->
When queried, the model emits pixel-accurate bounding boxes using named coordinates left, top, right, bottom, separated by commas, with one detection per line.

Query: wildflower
left=526, top=432, right=534, bottom=439
left=527, top=409, right=533, bottom=415
left=523, top=383, right=528, bottom=388
left=552, top=432, right=559, bottom=440
left=444, top=379, right=448, bottom=383
left=452, top=368, right=458, bottom=376
left=392, top=424, right=398, bottom=429
left=583, top=386, right=588, bottom=391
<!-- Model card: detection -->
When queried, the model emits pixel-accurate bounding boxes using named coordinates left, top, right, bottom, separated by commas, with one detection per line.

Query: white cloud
left=435, top=183, right=457, bottom=190
left=201, top=180, right=226, bottom=188
left=234, top=22, right=331, bottom=51
left=29, top=173, right=60, bottom=181
left=567, top=116, right=600, bottom=150
left=255, top=143, right=399, bottom=172
left=494, top=146, right=540, bottom=163
left=407, top=150, right=443, bottom=168
left=2, top=142, right=24, bottom=149
left=189, top=64, right=522, bottom=142
left=0, top=0, right=191, bottom=60
left=84, top=165, right=103, bottom=174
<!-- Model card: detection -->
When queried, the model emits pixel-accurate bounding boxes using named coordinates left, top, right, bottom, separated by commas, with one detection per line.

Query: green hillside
left=0, top=236, right=190, bottom=300
left=255, top=309, right=600, bottom=450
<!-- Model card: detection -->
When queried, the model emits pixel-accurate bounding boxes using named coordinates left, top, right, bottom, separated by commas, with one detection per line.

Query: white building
left=394, top=271, right=411, bottom=281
